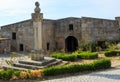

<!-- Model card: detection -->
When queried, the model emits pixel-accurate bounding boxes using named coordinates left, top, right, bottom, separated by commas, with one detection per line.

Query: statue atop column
left=32, top=1, right=43, bottom=22
left=34, top=2, right=41, bottom=13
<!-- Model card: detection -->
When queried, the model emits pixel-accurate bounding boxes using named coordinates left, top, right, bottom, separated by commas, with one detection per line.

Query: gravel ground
left=41, top=67, right=120, bottom=82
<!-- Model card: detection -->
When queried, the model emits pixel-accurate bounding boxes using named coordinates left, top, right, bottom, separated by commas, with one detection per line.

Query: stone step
left=2, top=65, right=28, bottom=71
left=13, top=63, right=45, bottom=69
left=13, top=59, right=62, bottom=70
left=45, top=59, right=62, bottom=67
left=56, top=61, right=69, bottom=66
left=2, top=60, right=68, bottom=71
left=19, top=57, right=56, bottom=66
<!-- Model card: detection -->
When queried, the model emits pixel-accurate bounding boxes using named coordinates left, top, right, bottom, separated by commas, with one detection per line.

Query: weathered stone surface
left=0, top=2, right=120, bottom=53
left=0, top=20, right=34, bottom=52
left=81, top=17, right=119, bottom=41
left=31, top=54, right=44, bottom=61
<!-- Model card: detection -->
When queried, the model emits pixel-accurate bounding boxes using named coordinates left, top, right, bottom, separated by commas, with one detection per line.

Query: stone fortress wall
left=54, top=17, right=82, bottom=51
left=81, top=17, right=120, bottom=42
left=42, top=19, right=56, bottom=52
left=0, top=16, right=120, bottom=53
left=0, top=2, right=120, bottom=53
left=0, top=20, right=34, bottom=52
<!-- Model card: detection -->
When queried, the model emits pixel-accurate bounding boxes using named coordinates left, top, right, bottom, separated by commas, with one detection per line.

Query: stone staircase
left=3, top=57, right=68, bottom=71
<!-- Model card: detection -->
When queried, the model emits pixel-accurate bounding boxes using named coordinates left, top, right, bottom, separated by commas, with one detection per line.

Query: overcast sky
left=0, top=0, right=120, bottom=26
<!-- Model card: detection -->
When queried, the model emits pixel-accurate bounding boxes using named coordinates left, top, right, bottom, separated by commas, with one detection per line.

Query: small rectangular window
left=47, top=43, right=50, bottom=50
left=69, top=24, right=73, bottom=31
left=12, top=32, right=16, bottom=40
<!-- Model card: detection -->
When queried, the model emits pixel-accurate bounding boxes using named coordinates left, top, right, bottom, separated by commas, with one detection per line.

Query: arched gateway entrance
left=65, top=36, right=78, bottom=52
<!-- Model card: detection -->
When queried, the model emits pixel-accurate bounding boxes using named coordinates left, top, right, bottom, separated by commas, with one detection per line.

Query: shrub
left=29, top=70, right=43, bottom=78
left=0, top=69, right=21, bottom=80
left=51, top=53, right=77, bottom=61
left=14, top=70, right=21, bottom=77
left=78, top=41, right=97, bottom=52
left=19, top=71, right=28, bottom=79
left=0, top=69, right=14, bottom=80
left=12, top=70, right=21, bottom=80
left=105, top=41, right=118, bottom=50
left=77, top=52, right=98, bottom=59
left=0, top=69, right=43, bottom=80
left=43, top=64, right=93, bottom=76
left=104, top=50, right=120, bottom=57
left=93, top=58, right=111, bottom=69
left=43, top=58, right=111, bottom=76
left=52, top=52, right=98, bottom=61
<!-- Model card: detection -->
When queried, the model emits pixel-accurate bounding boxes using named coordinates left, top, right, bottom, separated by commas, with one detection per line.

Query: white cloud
left=0, top=0, right=32, bottom=16
left=0, top=0, right=120, bottom=26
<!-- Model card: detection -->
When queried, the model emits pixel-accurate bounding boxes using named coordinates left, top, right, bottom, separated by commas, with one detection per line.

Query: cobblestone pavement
left=0, top=53, right=28, bottom=66
left=41, top=67, right=120, bottom=82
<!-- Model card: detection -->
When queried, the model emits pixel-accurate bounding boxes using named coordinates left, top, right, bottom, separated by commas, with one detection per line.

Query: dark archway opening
left=65, top=36, right=78, bottom=52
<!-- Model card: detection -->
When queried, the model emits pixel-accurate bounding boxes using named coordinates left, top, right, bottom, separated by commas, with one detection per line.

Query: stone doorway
left=19, top=44, right=24, bottom=51
left=65, top=36, right=78, bottom=52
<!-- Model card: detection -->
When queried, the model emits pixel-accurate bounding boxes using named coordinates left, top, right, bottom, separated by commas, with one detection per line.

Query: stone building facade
left=0, top=2, right=120, bottom=53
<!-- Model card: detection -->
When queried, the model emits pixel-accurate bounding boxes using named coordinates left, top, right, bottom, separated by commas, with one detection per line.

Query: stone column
left=32, top=2, right=43, bottom=51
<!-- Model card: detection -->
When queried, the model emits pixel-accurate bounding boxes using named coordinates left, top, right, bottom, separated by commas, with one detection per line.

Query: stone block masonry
left=0, top=2, right=120, bottom=53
